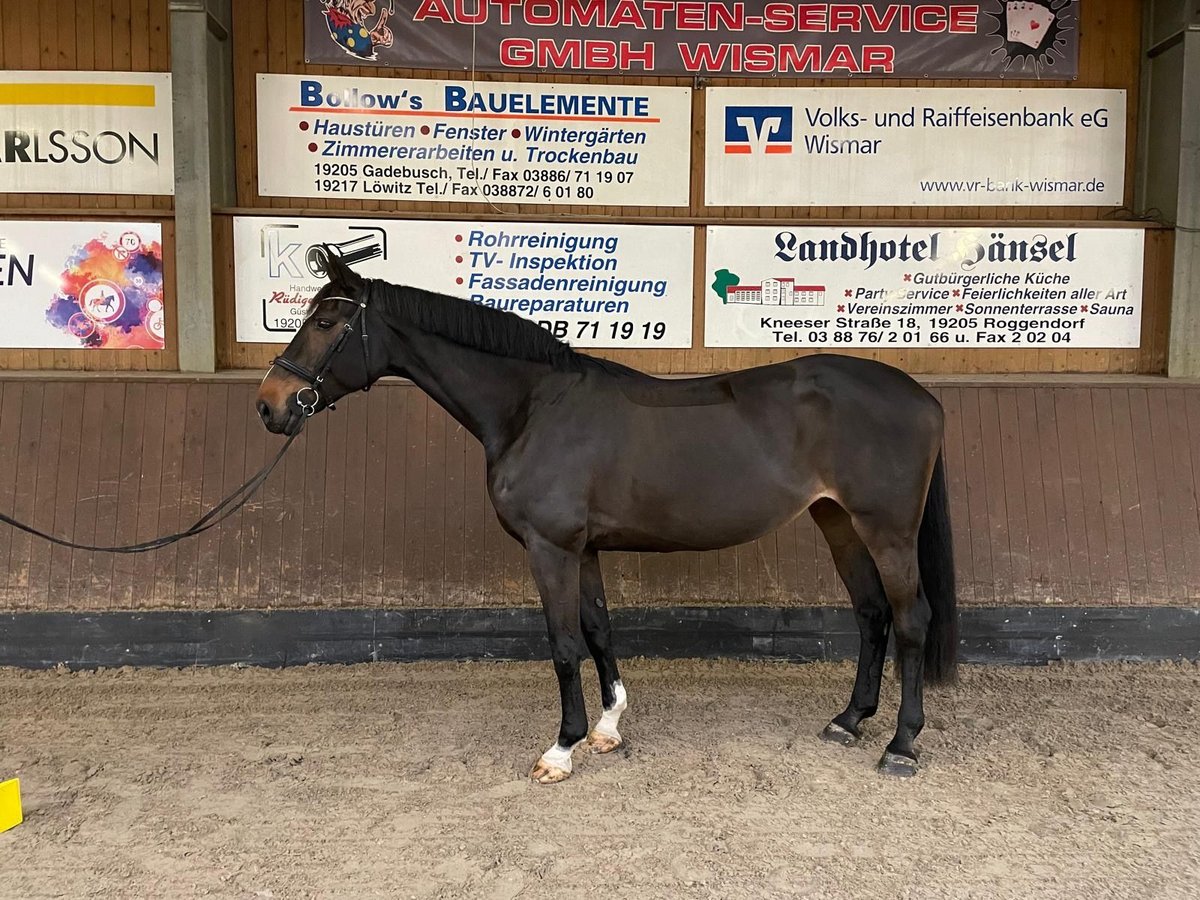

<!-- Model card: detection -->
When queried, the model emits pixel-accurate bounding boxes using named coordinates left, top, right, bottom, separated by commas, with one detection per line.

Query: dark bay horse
left=256, top=253, right=957, bottom=782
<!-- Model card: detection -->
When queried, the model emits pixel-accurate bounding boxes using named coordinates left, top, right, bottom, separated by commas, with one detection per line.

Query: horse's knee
left=547, top=635, right=586, bottom=677
left=550, top=650, right=583, bottom=677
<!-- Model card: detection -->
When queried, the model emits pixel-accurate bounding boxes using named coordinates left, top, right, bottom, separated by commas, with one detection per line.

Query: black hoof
left=877, top=751, right=918, bottom=777
left=820, top=722, right=860, bottom=747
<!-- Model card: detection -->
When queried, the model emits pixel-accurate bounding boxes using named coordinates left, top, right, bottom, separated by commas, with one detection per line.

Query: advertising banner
left=0, top=71, right=174, bottom=195
left=256, top=74, right=691, bottom=207
left=706, top=87, right=1126, bottom=207
left=0, top=221, right=166, bottom=349
left=302, top=1, right=1079, bottom=79
left=234, top=216, right=694, bottom=348
left=705, top=225, right=1144, bottom=349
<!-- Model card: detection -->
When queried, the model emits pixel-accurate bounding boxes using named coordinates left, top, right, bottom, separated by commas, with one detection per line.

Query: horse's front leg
left=580, top=549, right=627, bottom=754
left=527, top=535, right=589, bottom=784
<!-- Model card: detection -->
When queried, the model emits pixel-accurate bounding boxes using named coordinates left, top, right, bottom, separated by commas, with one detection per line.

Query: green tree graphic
left=711, top=269, right=740, bottom=304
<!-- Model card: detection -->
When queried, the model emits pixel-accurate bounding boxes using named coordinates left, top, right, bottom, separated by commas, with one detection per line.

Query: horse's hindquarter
left=591, top=357, right=943, bottom=551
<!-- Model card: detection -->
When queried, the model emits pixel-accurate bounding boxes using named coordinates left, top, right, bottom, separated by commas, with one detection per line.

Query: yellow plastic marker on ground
left=0, top=778, right=22, bottom=833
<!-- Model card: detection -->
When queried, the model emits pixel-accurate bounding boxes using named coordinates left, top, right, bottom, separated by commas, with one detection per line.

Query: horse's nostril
left=256, top=400, right=271, bottom=424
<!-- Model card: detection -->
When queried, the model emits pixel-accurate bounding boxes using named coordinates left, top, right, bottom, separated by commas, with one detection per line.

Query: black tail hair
left=919, top=449, right=958, bottom=684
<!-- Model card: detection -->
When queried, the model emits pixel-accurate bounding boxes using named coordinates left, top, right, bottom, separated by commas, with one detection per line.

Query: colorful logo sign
left=44, top=231, right=165, bottom=349
left=724, top=106, right=792, bottom=155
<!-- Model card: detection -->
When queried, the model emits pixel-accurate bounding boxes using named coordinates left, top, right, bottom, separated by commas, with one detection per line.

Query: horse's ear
left=323, top=246, right=364, bottom=292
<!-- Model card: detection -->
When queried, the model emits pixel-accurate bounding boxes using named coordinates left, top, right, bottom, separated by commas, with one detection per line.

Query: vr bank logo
left=724, top=106, right=793, bottom=155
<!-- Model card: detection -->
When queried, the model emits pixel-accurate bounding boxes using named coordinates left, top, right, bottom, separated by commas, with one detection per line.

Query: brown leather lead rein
left=0, top=430, right=298, bottom=553
left=0, top=277, right=371, bottom=553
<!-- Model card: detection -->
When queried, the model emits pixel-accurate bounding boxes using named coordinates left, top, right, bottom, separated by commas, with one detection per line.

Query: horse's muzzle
left=256, top=398, right=304, bottom=436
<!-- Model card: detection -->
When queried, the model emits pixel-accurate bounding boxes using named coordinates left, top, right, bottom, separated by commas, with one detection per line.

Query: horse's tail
left=918, top=448, right=958, bottom=684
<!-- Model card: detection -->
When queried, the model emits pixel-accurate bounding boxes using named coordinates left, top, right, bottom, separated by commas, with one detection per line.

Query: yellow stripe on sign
left=0, top=778, right=21, bottom=834
left=0, top=83, right=156, bottom=107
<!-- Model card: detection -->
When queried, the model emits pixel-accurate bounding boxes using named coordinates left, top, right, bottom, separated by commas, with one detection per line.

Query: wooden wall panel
left=2, top=376, right=1197, bottom=612
left=220, top=0, right=1167, bottom=375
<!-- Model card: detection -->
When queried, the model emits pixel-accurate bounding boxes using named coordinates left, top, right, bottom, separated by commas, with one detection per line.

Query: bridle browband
left=271, top=285, right=373, bottom=416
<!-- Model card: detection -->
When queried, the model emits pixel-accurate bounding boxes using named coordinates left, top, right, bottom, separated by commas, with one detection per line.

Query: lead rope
left=2, top=269, right=373, bottom=553
left=0, top=430, right=299, bottom=554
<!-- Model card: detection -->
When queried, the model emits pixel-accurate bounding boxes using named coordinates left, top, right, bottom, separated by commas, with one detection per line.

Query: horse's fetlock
left=560, top=726, right=588, bottom=747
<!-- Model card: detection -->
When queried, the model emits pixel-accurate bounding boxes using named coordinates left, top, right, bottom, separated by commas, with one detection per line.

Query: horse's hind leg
left=579, top=550, right=627, bottom=753
left=812, top=500, right=891, bottom=746
left=857, top=528, right=930, bottom=778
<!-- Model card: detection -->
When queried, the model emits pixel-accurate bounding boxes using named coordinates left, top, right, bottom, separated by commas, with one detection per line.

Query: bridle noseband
left=271, top=287, right=372, bottom=416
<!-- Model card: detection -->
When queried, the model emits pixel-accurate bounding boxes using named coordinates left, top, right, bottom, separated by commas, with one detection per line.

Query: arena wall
left=1, top=2, right=1198, bottom=665
left=2, top=375, right=1197, bottom=616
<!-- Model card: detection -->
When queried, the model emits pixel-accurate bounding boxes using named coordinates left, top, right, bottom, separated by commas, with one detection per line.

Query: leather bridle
left=270, top=287, right=372, bottom=416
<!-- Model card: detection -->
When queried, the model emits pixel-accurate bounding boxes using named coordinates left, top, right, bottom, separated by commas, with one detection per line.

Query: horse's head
left=256, top=249, right=376, bottom=435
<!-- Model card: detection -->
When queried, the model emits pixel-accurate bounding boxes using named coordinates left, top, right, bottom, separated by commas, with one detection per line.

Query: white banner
left=0, top=221, right=165, bottom=349
left=0, top=71, right=173, bottom=195
left=705, top=88, right=1125, bottom=207
left=234, top=216, right=694, bottom=348
left=256, top=74, right=691, bottom=207
left=705, top=226, right=1144, bottom=349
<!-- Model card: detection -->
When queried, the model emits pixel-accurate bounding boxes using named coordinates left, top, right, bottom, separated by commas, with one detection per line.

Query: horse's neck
left=388, top=329, right=552, bottom=458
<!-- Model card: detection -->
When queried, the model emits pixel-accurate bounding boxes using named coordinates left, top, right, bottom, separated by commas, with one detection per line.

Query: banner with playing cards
left=302, top=1, right=1079, bottom=79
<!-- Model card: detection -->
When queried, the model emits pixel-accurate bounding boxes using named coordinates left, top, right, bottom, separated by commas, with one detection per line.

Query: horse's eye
left=315, top=318, right=335, bottom=330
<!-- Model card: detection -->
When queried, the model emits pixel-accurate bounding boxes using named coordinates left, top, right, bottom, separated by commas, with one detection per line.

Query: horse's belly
left=590, top=465, right=814, bottom=552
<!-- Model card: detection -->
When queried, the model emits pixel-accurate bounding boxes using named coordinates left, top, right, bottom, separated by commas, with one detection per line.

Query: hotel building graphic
left=725, top=277, right=825, bottom=306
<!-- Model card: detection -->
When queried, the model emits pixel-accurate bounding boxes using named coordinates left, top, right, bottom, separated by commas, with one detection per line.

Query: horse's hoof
left=877, top=751, right=919, bottom=777
left=530, top=759, right=572, bottom=784
left=587, top=730, right=622, bottom=754
left=820, top=722, right=859, bottom=747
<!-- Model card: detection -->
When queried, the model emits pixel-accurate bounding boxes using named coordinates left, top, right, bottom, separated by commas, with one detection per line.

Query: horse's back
left=608, top=354, right=936, bottom=416
left=664, top=354, right=941, bottom=436
left=782, top=353, right=934, bottom=399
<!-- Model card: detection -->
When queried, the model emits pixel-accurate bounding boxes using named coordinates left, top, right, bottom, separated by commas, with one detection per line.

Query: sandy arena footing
left=2, top=659, right=1199, bottom=899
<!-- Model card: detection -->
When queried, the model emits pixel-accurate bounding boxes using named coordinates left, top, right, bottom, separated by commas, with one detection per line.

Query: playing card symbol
left=1006, top=2, right=1056, bottom=49
left=988, top=0, right=1076, bottom=77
